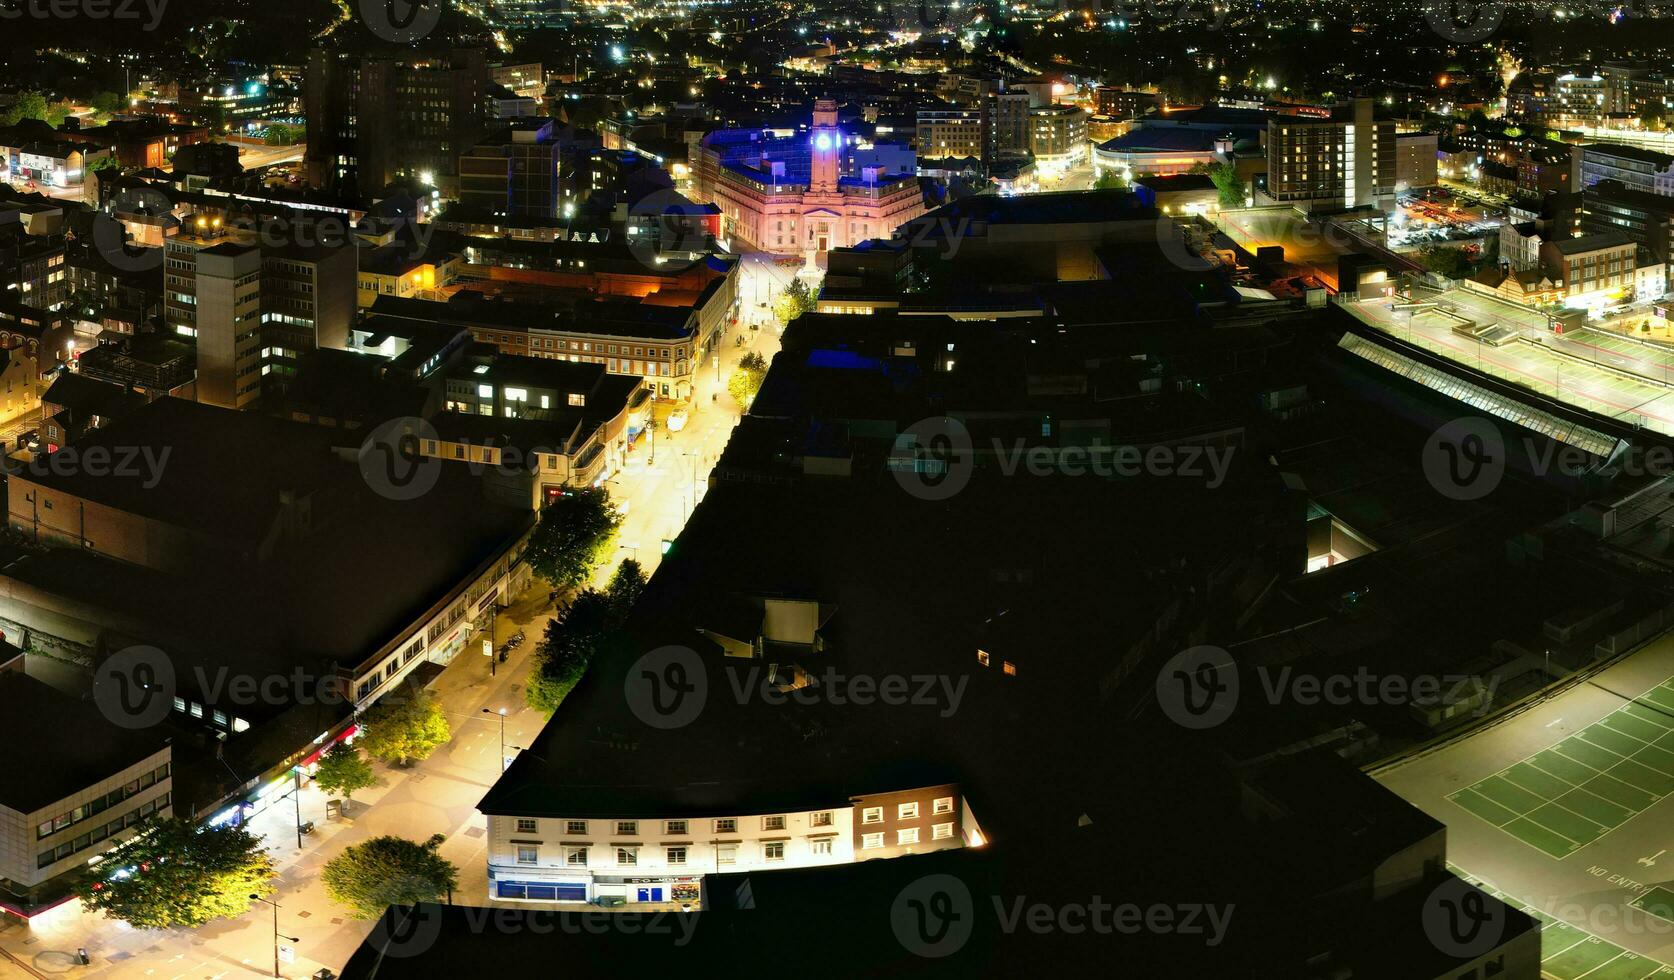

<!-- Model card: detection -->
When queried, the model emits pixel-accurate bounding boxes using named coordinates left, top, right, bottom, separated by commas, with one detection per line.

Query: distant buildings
left=1028, top=104, right=1088, bottom=171
left=1094, top=106, right=1264, bottom=179
left=916, top=106, right=985, bottom=161
left=1508, top=71, right=1610, bottom=129
left=305, top=46, right=489, bottom=195
left=1394, top=132, right=1439, bottom=191
left=1579, top=143, right=1674, bottom=196
left=162, top=214, right=356, bottom=409
left=1096, top=87, right=1160, bottom=119
left=691, top=100, right=927, bottom=256
left=1265, top=99, right=1395, bottom=211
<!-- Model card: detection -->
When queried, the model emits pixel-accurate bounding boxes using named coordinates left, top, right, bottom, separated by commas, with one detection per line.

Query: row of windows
left=37, top=793, right=170, bottom=867
left=171, top=697, right=251, bottom=732
left=860, top=798, right=955, bottom=824
left=515, top=839, right=829, bottom=867
left=515, top=813, right=834, bottom=837
left=37, top=764, right=171, bottom=839
left=862, top=823, right=955, bottom=848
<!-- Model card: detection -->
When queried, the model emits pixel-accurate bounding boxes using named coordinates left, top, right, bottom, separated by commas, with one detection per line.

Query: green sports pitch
left=1446, top=679, right=1674, bottom=859
left=1454, top=866, right=1674, bottom=979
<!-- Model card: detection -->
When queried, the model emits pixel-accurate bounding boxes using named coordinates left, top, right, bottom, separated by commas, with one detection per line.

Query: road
left=602, top=305, right=784, bottom=584
left=0, top=584, right=559, bottom=979
left=1377, top=632, right=1674, bottom=963
left=236, top=142, right=305, bottom=171
left=0, top=291, right=785, bottom=976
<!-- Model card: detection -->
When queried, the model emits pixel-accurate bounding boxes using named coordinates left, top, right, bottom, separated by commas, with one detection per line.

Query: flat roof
left=0, top=670, right=168, bottom=815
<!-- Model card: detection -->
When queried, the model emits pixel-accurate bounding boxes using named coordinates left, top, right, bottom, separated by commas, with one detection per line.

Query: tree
left=1093, top=170, right=1127, bottom=189
left=359, top=685, right=452, bottom=767
left=313, top=742, right=380, bottom=810
left=265, top=122, right=301, bottom=146
left=2, top=91, right=47, bottom=126
left=77, top=818, right=275, bottom=929
left=522, top=486, right=624, bottom=589
left=91, top=91, right=121, bottom=115
left=44, top=104, right=70, bottom=128
left=88, top=156, right=121, bottom=174
left=322, top=834, right=458, bottom=919
left=728, top=365, right=766, bottom=407
left=728, top=349, right=770, bottom=407
left=607, top=558, right=648, bottom=620
left=773, top=277, right=817, bottom=326
left=1208, top=162, right=1246, bottom=209
left=526, top=589, right=614, bottom=714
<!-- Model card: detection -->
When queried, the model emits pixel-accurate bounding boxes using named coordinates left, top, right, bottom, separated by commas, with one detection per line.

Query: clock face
left=815, top=133, right=834, bottom=151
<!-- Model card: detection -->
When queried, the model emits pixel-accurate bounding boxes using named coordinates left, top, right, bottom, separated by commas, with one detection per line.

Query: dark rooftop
left=0, top=669, right=169, bottom=814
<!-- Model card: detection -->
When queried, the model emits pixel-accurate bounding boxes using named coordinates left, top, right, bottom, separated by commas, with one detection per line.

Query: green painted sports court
left=1447, top=678, right=1674, bottom=859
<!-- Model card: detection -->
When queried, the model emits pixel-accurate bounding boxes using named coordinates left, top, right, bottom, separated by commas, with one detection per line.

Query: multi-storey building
left=1394, top=132, right=1438, bottom=191
left=1029, top=104, right=1088, bottom=170
left=1509, top=72, right=1609, bottom=128
left=0, top=657, right=172, bottom=917
left=1580, top=143, right=1674, bottom=196
left=366, top=269, right=735, bottom=402
left=480, top=783, right=966, bottom=905
left=1096, top=87, right=1160, bottom=119
left=1584, top=179, right=1674, bottom=271
left=916, top=106, right=985, bottom=161
left=691, top=100, right=927, bottom=257
left=1540, top=230, right=1637, bottom=304
left=0, top=223, right=65, bottom=309
left=984, top=89, right=1032, bottom=163
left=164, top=216, right=355, bottom=408
left=458, top=120, right=565, bottom=218
left=1265, top=99, right=1395, bottom=211
left=305, top=46, right=489, bottom=196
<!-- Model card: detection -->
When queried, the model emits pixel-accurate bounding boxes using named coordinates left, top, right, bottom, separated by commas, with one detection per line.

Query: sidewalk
left=0, top=582, right=559, bottom=979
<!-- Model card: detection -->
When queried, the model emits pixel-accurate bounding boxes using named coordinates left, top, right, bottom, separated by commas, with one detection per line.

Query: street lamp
left=482, top=707, right=506, bottom=771
left=249, top=895, right=298, bottom=979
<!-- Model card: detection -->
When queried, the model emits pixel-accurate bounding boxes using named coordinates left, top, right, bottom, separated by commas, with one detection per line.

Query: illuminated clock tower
left=810, top=98, right=840, bottom=194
